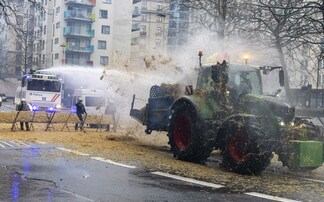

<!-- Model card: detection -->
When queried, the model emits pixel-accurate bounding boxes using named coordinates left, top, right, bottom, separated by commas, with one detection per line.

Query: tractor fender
left=170, top=96, right=199, bottom=115
left=215, top=114, right=259, bottom=151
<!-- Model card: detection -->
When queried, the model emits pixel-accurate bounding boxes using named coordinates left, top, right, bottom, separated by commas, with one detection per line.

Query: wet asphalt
left=0, top=141, right=278, bottom=202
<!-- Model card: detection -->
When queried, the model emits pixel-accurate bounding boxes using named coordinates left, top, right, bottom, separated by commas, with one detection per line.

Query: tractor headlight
left=277, top=117, right=285, bottom=126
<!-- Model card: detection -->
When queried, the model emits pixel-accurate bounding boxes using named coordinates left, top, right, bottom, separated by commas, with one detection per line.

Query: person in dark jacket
left=75, top=97, right=87, bottom=131
left=18, top=98, right=30, bottom=131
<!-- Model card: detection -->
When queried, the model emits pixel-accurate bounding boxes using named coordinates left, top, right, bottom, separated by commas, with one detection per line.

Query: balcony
left=65, top=44, right=94, bottom=53
left=64, top=11, right=95, bottom=22
left=140, top=31, right=147, bottom=37
left=63, top=26, right=95, bottom=38
left=65, top=0, right=96, bottom=7
left=132, top=9, right=141, bottom=18
left=133, top=0, right=141, bottom=4
left=66, top=58, right=93, bottom=66
left=131, top=23, right=140, bottom=32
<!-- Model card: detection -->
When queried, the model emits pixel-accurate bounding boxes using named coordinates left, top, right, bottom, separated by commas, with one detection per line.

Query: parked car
left=0, top=93, right=6, bottom=102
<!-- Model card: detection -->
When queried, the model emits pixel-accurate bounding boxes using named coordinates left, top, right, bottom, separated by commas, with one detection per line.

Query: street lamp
left=244, top=55, right=249, bottom=65
left=316, top=51, right=324, bottom=107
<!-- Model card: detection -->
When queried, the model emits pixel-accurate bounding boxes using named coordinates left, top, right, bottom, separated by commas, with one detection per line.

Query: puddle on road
left=0, top=167, right=72, bottom=201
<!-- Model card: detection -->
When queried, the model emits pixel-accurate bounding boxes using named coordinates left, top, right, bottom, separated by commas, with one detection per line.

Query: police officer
left=18, top=98, right=30, bottom=131
left=75, top=97, right=87, bottom=131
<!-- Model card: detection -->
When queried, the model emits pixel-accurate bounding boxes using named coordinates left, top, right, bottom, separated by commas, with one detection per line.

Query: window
left=99, top=10, right=108, bottom=18
left=140, top=26, right=146, bottom=35
left=85, top=97, right=105, bottom=107
left=54, top=38, right=59, bottom=44
left=141, top=14, right=146, bottom=21
left=101, top=25, right=110, bottom=34
left=56, top=22, right=60, bottom=28
left=98, top=40, right=106, bottom=49
left=142, top=2, right=147, bottom=9
left=44, top=25, right=46, bottom=35
left=156, top=27, right=162, bottom=35
left=42, top=40, right=45, bottom=50
left=157, top=16, right=163, bottom=22
left=100, top=56, right=109, bottom=65
left=321, top=74, right=324, bottom=84
left=55, top=53, right=59, bottom=59
left=103, top=0, right=112, bottom=3
left=56, top=6, right=60, bottom=13
left=157, top=3, right=162, bottom=11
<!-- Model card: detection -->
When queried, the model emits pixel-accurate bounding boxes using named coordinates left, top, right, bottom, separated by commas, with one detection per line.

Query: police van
left=71, top=89, right=106, bottom=115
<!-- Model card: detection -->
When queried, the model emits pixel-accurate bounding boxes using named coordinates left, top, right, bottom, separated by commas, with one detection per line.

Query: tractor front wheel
left=222, top=118, right=272, bottom=175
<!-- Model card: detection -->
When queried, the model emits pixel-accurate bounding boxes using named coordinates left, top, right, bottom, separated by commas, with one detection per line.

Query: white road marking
left=152, top=171, right=224, bottom=189
left=14, top=140, right=30, bottom=146
left=60, top=189, right=94, bottom=202
left=245, top=192, right=301, bottom=202
left=302, top=178, right=324, bottom=184
left=91, top=157, right=136, bottom=169
left=36, top=141, right=47, bottom=144
left=0, top=141, right=14, bottom=147
left=0, top=143, right=5, bottom=148
left=9, top=140, right=30, bottom=147
left=56, top=147, right=90, bottom=156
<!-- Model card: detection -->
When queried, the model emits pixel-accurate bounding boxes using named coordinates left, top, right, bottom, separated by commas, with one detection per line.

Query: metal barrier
left=0, top=111, right=116, bottom=132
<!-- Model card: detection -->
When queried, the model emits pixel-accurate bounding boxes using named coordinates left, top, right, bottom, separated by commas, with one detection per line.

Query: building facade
left=138, top=0, right=170, bottom=57
left=31, top=0, right=141, bottom=69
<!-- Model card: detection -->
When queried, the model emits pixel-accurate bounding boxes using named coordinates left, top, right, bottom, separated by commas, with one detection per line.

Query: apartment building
left=32, top=0, right=141, bottom=68
left=138, top=0, right=170, bottom=57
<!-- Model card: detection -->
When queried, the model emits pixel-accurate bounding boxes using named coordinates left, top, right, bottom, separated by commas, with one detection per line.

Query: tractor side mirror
left=279, top=70, right=284, bottom=86
left=262, top=69, right=270, bottom=75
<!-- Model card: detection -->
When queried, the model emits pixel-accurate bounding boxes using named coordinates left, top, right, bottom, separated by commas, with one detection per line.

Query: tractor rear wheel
left=168, top=101, right=212, bottom=162
left=222, top=118, right=272, bottom=175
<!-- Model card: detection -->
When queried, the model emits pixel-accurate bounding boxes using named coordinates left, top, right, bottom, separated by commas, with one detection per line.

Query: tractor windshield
left=197, top=64, right=262, bottom=95
left=228, top=70, right=262, bottom=95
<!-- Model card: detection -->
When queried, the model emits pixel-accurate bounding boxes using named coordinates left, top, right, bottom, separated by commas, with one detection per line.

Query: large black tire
left=168, top=100, right=212, bottom=162
left=222, top=117, right=273, bottom=175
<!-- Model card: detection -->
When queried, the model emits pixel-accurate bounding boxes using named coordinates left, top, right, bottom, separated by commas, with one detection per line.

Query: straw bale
left=32, top=111, right=50, bottom=123
left=51, top=113, right=70, bottom=123
left=85, top=114, right=102, bottom=125
left=64, top=113, right=80, bottom=123
left=0, top=112, right=16, bottom=123
left=101, top=115, right=113, bottom=125
left=15, top=111, right=34, bottom=122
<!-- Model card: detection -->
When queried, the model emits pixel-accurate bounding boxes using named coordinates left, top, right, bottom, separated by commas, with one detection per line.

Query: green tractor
left=130, top=54, right=324, bottom=175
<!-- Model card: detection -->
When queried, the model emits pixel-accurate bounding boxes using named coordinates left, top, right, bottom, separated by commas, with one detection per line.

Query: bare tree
left=237, top=0, right=323, bottom=102
left=179, top=0, right=323, bottom=103
left=0, top=0, right=43, bottom=76
left=0, top=0, right=42, bottom=29
left=179, top=0, right=230, bottom=39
